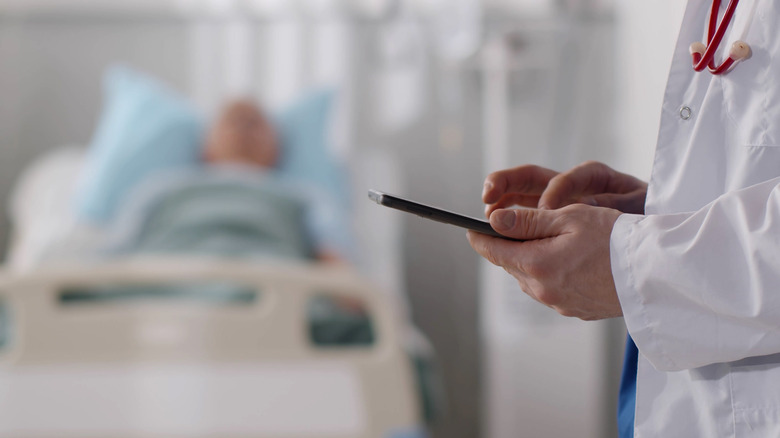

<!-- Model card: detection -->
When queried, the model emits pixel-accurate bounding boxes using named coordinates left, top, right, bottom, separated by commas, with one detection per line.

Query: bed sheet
left=7, top=147, right=107, bottom=271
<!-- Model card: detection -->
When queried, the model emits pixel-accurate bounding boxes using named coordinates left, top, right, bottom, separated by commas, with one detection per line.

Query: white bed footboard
left=0, top=257, right=422, bottom=438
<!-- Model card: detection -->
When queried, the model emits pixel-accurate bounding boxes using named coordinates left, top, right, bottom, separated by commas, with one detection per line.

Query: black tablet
left=368, top=189, right=520, bottom=241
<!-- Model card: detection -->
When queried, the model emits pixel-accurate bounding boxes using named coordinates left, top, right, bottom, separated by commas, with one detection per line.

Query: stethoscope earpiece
left=729, top=40, right=751, bottom=61
left=689, top=42, right=707, bottom=64
left=690, top=0, right=750, bottom=75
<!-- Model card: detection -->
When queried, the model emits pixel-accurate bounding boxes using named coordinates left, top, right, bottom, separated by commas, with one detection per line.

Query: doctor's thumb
left=489, top=208, right=560, bottom=240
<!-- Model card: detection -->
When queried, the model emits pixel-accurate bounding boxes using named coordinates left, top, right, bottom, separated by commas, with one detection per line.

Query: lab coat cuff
left=610, top=213, right=676, bottom=371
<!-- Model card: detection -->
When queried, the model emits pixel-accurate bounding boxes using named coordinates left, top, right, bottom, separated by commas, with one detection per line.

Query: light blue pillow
left=274, top=89, right=349, bottom=207
left=76, top=66, right=204, bottom=223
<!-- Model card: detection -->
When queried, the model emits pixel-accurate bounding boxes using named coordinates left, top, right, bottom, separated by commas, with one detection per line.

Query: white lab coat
left=610, top=0, right=780, bottom=436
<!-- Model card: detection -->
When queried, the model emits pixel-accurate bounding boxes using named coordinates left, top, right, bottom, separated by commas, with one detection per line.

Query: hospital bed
left=0, top=4, right=435, bottom=433
left=0, top=134, right=428, bottom=438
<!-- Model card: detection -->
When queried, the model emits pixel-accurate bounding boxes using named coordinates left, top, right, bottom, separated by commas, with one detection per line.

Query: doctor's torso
left=634, top=0, right=780, bottom=437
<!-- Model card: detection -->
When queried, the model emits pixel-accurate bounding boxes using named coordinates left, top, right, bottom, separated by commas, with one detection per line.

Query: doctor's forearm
left=612, top=177, right=780, bottom=371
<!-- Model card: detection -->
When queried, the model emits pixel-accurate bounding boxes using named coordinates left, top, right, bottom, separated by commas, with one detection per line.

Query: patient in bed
left=50, top=96, right=371, bottom=343
left=201, top=99, right=342, bottom=262
left=8, top=65, right=352, bottom=268
left=5, top=71, right=439, bottom=421
left=101, top=98, right=353, bottom=265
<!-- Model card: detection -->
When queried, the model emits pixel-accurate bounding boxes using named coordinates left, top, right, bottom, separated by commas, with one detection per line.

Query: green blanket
left=112, top=175, right=316, bottom=260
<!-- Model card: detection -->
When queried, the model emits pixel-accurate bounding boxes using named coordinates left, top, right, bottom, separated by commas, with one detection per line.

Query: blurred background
left=0, top=0, right=687, bottom=437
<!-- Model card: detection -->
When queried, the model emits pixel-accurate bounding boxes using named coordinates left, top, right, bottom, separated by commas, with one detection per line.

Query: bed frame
left=0, top=257, right=422, bottom=438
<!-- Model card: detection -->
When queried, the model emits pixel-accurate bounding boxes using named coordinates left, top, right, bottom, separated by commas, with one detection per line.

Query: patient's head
left=205, top=99, right=279, bottom=168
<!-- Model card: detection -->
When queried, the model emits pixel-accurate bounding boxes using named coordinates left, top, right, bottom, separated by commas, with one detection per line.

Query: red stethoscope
left=689, top=0, right=751, bottom=75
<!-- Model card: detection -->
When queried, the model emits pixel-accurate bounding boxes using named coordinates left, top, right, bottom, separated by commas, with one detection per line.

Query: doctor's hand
left=467, top=204, right=623, bottom=320
left=483, top=161, right=647, bottom=216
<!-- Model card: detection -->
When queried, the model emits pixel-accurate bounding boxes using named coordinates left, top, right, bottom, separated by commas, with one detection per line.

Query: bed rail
left=0, top=256, right=403, bottom=365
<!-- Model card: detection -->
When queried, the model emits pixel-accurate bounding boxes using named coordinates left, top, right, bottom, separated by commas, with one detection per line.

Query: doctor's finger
left=484, top=193, right=541, bottom=218
left=538, top=161, right=624, bottom=209
left=489, top=207, right=564, bottom=241
left=483, top=165, right=559, bottom=204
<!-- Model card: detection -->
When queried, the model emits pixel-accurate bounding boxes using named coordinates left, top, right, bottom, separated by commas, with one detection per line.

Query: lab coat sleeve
left=611, top=177, right=780, bottom=372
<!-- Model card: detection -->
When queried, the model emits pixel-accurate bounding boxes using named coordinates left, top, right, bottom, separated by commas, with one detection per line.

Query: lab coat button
left=680, top=106, right=692, bottom=120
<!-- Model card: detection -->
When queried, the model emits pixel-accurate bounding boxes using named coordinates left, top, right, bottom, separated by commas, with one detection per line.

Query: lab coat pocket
left=730, top=356, right=780, bottom=437
left=721, top=3, right=780, bottom=147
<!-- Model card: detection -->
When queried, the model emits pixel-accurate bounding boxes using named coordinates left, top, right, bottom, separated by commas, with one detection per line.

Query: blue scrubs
left=617, top=335, right=638, bottom=438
